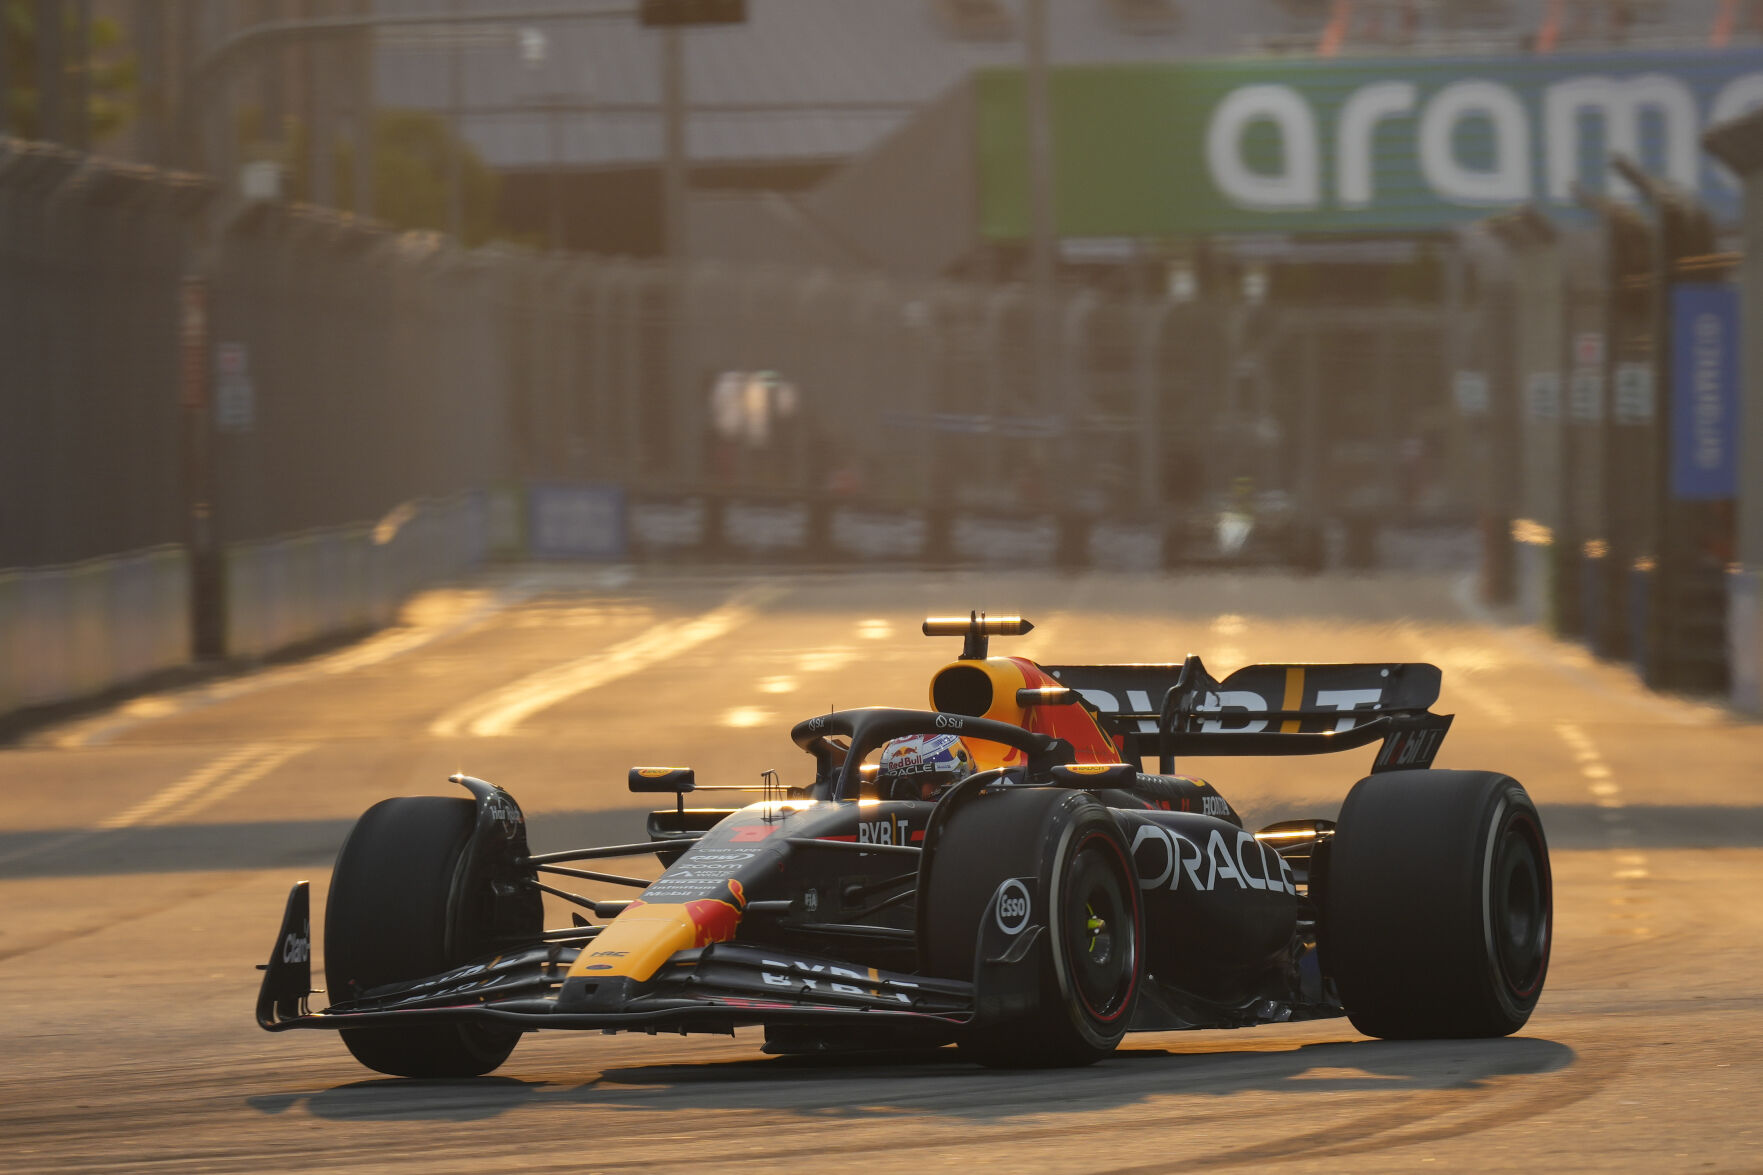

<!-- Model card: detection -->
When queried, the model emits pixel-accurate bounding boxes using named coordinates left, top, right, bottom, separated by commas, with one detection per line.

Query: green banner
left=977, top=49, right=1763, bottom=238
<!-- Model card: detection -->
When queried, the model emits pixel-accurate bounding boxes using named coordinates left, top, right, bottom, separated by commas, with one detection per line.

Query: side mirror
left=1016, top=686, right=1081, bottom=707
left=1048, top=762, right=1137, bottom=789
left=629, top=767, right=696, bottom=794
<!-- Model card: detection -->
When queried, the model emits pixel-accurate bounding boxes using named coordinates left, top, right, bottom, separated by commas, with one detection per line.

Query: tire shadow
left=246, top=1035, right=1575, bottom=1124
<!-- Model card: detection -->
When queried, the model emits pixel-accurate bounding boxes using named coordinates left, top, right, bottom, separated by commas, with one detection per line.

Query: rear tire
left=1323, top=769, right=1551, bottom=1039
left=324, top=796, right=538, bottom=1077
left=923, top=787, right=1142, bottom=1067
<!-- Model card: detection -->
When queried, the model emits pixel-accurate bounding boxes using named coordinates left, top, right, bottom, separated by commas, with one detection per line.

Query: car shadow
left=245, top=1035, right=1575, bottom=1124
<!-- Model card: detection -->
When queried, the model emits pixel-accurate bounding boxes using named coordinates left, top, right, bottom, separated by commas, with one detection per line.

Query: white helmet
left=874, top=733, right=975, bottom=801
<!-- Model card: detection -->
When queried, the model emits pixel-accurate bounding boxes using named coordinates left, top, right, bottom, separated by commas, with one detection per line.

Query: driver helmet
left=875, top=733, right=975, bottom=802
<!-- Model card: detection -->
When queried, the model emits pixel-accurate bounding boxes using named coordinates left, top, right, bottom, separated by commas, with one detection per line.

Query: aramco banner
left=976, top=50, right=1763, bottom=237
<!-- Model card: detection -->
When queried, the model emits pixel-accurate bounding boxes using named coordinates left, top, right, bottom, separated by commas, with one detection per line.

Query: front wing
left=257, top=883, right=973, bottom=1035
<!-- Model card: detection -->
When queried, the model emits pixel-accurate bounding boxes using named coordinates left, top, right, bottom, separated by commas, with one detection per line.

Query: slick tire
left=1322, top=769, right=1552, bottom=1039
left=923, top=787, right=1142, bottom=1068
left=325, top=796, right=536, bottom=1078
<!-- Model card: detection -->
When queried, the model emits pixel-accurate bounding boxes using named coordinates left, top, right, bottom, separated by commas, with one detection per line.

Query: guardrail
left=3, top=485, right=1467, bottom=723
left=1, top=493, right=489, bottom=722
left=224, top=492, right=488, bottom=661
left=520, top=482, right=1460, bottom=574
left=0, top=545, right=189, bottom=716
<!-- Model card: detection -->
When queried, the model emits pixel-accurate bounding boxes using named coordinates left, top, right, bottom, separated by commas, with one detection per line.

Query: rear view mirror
left=628, top=767, right=696, bottom=794
left=1016, top=686, right=1080, bottom=707
left=1048, top=763, right=1137, bottom=789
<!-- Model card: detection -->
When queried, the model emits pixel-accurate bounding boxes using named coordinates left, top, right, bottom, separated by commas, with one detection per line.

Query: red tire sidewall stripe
left=1504, top=808, right=1551, bottom=1000
left=1067, top=829, right=1141, bottom=1024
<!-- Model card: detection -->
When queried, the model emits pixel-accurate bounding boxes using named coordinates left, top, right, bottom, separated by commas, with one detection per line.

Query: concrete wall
left=0, top=493, right=490, bottom=722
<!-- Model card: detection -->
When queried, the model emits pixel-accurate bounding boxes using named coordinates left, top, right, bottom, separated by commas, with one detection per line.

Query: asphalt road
left=3, top=565, right=1759, bottom=1174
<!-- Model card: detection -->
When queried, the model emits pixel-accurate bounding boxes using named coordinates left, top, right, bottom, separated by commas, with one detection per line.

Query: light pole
left=1025, top=0, right=1057, bottom=415
left=182, top=5, right=636, bottom=205
left=446, top=0, right=465, bottom=238
left=35, top=0, right=62, bottom=145
left=518, top=25, right=566, bottom=251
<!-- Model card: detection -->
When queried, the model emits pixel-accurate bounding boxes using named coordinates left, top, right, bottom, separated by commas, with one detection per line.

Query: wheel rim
left=1491, top=810, right=1550, bottom=998
left=1061, top=833, right=1138, bottom=1023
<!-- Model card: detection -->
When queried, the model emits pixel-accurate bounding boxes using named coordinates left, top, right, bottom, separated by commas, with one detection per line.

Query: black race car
left=257, top=613, right=1552, bottom=1072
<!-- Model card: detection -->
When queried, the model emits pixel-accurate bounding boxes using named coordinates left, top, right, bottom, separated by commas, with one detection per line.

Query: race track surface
left=3, top=566, right=1758, bottom=1173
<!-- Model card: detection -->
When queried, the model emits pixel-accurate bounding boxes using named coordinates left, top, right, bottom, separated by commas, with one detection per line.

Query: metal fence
left=4, top=137, right=1472, bottom=579
left=1463, top=203, right=1743, bottom=698
left=0, top=142, right=198, bottom=568
left=1, top=133, right=1494, bottom=720
left=0, top=544, right=188, bottom=715
left=1, top=138, right=508, bottom=570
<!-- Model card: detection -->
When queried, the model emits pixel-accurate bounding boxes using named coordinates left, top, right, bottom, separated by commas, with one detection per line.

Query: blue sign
left=1671, top=285, right=1742, bottom=501
left=527, top=483, right=628, bottom=560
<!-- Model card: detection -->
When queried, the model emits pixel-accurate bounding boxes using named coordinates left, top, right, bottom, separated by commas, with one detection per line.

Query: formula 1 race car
left=256, top=614, right=1552, bottom=1073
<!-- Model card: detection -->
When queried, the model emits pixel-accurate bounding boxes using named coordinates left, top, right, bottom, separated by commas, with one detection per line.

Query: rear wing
left=1040, top=656, right=1452, bottom=774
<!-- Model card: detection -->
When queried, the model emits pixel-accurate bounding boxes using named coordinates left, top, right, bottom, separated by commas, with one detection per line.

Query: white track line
left=0, top=828, right=94, bottom=868
left=0, top=742, right=310, bottom=868
left=97, top=744, right=274, bottom=831
left=1450, top=572, right=1721, bottom=727
left=1554, top=721, right=1653, bottom=934
left=153, top=743, right=312, bottom=825
left=430, top=582, right=787, bottom=738
left=46, top=578, right=545, bottom=749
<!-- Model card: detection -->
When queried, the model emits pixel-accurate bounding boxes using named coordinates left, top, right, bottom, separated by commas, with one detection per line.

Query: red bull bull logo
left=682, top=879, right=746, bottom=947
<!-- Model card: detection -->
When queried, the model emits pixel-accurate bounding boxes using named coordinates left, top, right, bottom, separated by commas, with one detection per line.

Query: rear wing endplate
left=1040, top=655, right=1452, bottom=774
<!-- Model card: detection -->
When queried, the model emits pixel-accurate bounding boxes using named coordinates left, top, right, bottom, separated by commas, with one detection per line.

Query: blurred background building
left=53, top=2, right=1763, bottom=259
left=7, top=0, right=1763, bottom=712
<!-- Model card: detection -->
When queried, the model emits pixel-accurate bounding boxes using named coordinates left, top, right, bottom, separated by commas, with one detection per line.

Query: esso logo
left=995, top=879, right=1032, bottom=935
left=935, top=714, right=964, bottom=731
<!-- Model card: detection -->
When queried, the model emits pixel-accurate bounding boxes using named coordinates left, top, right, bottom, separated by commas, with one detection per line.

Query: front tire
left=324, top=796, right=539, bottom=1077
left=1323, top=769, right=1551, bottom=1039
left=922, top=787, right=1142, bottom=1067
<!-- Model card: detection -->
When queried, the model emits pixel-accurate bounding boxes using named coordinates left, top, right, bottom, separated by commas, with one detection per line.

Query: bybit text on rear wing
left=1039, top=656, right=1452, bottom=774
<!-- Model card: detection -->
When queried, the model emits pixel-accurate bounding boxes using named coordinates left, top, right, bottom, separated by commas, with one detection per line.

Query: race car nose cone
left=556, top=974, right=640, bottom=1014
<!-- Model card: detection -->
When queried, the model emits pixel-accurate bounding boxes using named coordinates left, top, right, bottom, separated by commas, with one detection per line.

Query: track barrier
left=3, top=483, right=1471, bottom=723
left=2, top=494, right=487, bottom=722
left=0, top=545, right=189, bottom=715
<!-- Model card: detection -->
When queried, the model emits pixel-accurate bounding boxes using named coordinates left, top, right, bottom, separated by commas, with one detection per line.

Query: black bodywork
left=258, top=644, right=1454, bottom=1048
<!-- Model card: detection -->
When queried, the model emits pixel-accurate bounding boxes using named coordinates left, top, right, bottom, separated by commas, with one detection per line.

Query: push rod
left=533, top=863, right=652, bottom=888
left=784, top=838, right=921, bottom=857
left=523, top=839, right=698, bottom=865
